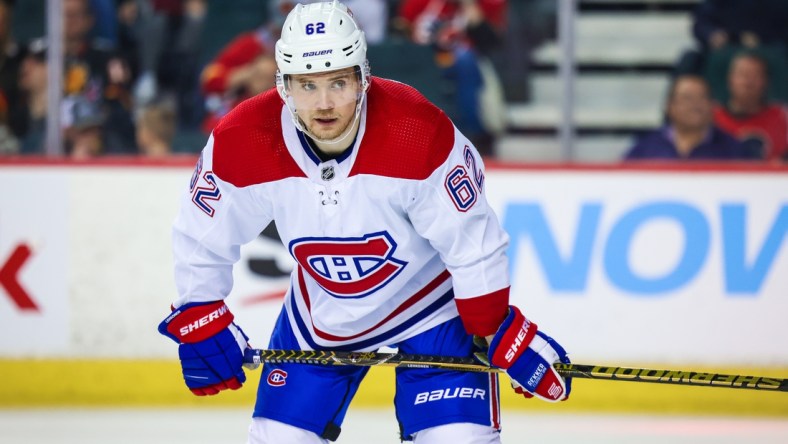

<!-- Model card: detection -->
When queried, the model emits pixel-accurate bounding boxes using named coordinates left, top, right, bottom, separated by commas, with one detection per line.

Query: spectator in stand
left=199, top=0, right=298, bottom=133
left=625, top=75, right=751, bottom=160
left=16, top=39, right=47, bottom=154
left=117, top=0, right=157, bottom=103
left=713, top=52, right=788, bottom=161
left=136, top=101, right=176, bottom=157
left=677, top=0, right=788, bottom=103
left=0, top=0, right=21, bottom=153
left=490, top=0, right=556, bottom=103
left=62, top=0, right=137, bottom=153
left=89, top=0, right=119, bottom=45
left=199, top=41, right=279, bottom=132
left=393, top=0, right=507, bottom=157
left=117, top=0, right=206, bottom=128
left=693, top=0, right=788, bottom=53
left=0, top=93, right=16, bottom=154
left=67, top=96, right=105, bottom=158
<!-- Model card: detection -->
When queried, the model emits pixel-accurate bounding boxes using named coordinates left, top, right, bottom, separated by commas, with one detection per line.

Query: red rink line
left=1, top=155, right=787, bottom=174
left=484, top=159, right=788, bottom=174
left=0, top=155, right=200, bottom=168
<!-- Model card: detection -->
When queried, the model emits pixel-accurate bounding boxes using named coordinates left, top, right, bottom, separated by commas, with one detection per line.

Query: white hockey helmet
left=275, top=1, right=371, bottom=143
left=275, top=1, right=368, bottom=79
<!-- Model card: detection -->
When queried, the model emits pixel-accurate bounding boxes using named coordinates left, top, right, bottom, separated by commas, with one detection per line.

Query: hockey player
left=158, top=1, right=571, bottom=442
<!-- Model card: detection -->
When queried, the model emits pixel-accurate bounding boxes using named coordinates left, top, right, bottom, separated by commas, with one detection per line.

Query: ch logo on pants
left=267, top=369, right=288, bottom=387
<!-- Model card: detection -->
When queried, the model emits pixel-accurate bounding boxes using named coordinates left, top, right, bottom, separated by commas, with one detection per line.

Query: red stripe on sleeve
left=454, top=287, right=509, bottom=336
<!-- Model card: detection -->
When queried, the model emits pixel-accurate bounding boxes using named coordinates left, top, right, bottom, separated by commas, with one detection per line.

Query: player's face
left=287, top=68, right=361, bottom=141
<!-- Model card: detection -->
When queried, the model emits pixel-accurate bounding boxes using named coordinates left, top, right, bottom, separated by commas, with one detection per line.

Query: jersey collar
left=296, top=129, right=357, bottom=166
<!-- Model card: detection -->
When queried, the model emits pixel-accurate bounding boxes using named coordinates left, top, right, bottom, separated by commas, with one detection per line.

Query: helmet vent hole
left=325, top=62, right=331, bottom=67
left=340, top=19, right=343, bottom=25
left=306, top=64, right=312, bottom=69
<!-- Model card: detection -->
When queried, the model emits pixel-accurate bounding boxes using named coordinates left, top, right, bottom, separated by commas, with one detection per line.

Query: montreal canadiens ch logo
left=267, top=369, right=288, bottom=387
left=289, top=231, right=407, bottom=298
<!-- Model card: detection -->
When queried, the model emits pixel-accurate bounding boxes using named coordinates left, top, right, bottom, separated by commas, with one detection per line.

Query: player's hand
left=487, top=306, right=571, bottom=402
left=158, top=301, right=249, bottom=396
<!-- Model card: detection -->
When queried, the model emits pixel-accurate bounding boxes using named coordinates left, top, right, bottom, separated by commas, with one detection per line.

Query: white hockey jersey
left=173, top=78, right=511, bottom=351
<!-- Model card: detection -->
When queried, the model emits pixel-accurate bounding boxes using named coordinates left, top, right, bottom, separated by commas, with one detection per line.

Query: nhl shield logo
left=321, top=166, right=335, bottom=181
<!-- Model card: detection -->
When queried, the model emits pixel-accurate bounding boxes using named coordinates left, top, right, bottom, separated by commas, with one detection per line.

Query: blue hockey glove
left=488, top=306, right=571, bottom=402
left=158, top=301, right=249, bottom=396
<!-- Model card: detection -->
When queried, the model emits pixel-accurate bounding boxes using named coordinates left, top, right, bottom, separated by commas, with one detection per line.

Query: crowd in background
left=630, top=0, right=788, bottom=161
left=0, top=0, right=785, bottom=162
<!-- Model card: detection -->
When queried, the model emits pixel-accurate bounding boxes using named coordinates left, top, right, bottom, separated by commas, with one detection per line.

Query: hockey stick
left=243, top=348, right=788, bottom=392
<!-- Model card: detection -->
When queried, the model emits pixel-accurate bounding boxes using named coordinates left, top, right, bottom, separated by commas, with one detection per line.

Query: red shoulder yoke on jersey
left=348, top=78, right=456, bottom=181
left=211, top=89, right=307, bottom=188
left=159, top=301, right=235, bottom=344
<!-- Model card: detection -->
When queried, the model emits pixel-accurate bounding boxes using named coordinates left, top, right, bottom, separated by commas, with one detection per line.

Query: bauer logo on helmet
left=303, top=49, right=333, bottom=57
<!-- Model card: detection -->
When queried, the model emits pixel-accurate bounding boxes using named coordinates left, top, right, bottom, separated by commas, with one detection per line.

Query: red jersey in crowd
left=399, top=0, right=506, bottom=27
left=398, top=0, right=506, bottom=46
left=713, top=103, right=788, bottom=160
left=200, top=29, right=273, bottom=95
left=200, top=28, right=276, bottom=132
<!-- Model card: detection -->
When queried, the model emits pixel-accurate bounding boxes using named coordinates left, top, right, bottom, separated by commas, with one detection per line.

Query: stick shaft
left=554, top=363, right=788, bottom=392
left=244, top=348, right=497, bottom=373
left=243, top=349, right=788, bottom=392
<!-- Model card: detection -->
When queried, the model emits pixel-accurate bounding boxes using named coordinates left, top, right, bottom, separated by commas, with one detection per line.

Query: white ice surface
left=1, top=408, right=787, bottom=443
